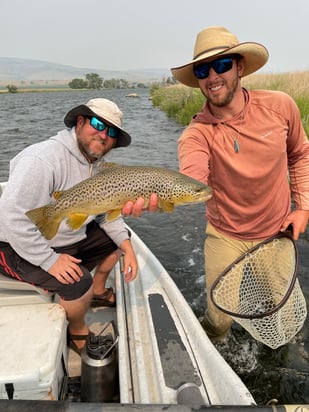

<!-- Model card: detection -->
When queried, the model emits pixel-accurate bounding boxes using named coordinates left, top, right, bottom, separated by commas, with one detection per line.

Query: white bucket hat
left=64, top=98, right=131, bottom=148
left=171, top=26, right=269, bottom=88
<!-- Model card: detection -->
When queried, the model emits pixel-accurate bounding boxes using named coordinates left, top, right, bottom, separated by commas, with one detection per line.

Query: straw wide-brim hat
left=171, top=26, right=269, bottom=88
left=64, top=98, right=131, bottom=148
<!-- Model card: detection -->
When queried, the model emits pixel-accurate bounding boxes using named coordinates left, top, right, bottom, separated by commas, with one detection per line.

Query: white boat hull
left=115, top=227, right=254, bottom=405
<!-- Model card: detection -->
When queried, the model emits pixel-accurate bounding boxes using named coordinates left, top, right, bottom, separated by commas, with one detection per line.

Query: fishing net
left=210, top=231, right=307, bottom=349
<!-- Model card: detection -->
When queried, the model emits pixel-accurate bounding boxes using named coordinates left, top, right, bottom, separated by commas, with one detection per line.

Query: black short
left=0, top=221, right=120, bottom=301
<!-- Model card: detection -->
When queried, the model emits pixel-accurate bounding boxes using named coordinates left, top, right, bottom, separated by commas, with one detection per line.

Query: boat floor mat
left=148, top=293, right=201, bottom=389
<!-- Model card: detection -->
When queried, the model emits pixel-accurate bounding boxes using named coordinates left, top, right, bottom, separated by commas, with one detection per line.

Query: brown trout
left=26, top=163, right=212, bottom=240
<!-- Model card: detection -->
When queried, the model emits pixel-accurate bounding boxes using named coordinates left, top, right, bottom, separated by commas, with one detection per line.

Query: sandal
left=91, top=287, right=116, bottom=308
left=67, top=329, right=94, bottom=355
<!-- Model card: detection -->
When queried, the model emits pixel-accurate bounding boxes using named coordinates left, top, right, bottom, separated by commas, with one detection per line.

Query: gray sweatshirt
left=0, top=127, right=129, bottom=271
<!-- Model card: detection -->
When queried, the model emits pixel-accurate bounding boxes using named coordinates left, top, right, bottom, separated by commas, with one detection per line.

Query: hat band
left=194, top=45, right=231, bottom=60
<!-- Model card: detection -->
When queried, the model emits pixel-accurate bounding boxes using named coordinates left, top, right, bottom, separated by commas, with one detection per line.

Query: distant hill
left=0, top=57, right=170, bottom=86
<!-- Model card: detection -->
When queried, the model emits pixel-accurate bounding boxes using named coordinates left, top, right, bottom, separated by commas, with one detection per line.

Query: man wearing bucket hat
left=0, top=97, right=155, bottom=354
left=171, top=26, right=309, bottom=341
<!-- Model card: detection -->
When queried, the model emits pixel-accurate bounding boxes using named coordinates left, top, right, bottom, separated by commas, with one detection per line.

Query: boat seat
left=0, top=274, right=54, bottom=306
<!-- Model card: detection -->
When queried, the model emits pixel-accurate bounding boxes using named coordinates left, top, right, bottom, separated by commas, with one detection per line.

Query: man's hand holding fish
left=122, top=193, right=159, bottom=217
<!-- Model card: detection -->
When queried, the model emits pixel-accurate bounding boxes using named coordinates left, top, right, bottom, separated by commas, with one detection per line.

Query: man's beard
left=77, top=139, right=107, bottom=161
left=204, top=75, right=239, bottom=107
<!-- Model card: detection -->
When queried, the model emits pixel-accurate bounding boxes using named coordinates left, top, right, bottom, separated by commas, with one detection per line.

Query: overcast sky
left=1, top=0, right=308, bottom=74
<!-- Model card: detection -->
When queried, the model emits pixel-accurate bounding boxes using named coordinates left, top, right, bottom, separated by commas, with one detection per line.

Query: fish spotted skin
left=26, top=163, right=212, bottom=240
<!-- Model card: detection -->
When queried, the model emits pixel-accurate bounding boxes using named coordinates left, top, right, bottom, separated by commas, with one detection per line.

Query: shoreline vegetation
left=1, top=70, right=308, bottom=136
left=150, top=70, right=309, bottom=136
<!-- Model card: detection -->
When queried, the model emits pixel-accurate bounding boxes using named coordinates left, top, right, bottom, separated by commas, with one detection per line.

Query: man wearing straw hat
left=171, top=26, right=309, bottom=341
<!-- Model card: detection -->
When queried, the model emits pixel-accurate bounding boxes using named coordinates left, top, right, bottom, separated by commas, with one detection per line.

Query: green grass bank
left=150, top=71, right=309, bottom=137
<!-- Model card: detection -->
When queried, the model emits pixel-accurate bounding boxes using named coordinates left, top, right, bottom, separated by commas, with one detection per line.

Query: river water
left=0, top=88, right=308, bottom=404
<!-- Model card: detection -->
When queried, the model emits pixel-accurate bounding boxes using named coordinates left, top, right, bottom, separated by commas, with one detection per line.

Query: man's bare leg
left=92, top=250, right=122, bottom=305
left=60, top=285, right=93, bottom=352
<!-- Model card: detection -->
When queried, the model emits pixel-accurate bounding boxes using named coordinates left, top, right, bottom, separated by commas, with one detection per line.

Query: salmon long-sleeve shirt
left=178, top=89, right=309, bottom=240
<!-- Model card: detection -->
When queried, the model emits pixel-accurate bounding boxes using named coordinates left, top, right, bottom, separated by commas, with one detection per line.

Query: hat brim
left=64, top=105, right=131, bottom=148
left=171, top=42, right=269, bottom=88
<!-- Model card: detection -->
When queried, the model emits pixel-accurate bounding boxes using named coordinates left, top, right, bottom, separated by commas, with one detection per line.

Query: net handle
left=210, top=228, right=299, bottom=319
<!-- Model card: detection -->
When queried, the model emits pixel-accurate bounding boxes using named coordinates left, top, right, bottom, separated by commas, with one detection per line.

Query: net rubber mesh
left=211, top=233, right=307, bottom=349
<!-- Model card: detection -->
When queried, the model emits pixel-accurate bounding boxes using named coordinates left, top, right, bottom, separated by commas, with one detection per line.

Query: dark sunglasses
left=88, top=116, right=119, bottom=138
left=193, top=57, right=234, bottom=79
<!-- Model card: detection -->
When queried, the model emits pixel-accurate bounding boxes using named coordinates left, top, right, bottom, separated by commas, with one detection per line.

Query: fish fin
left=159, top=200, right=175, bottom=213
left=105, top=209, right=122, bottom=222
left=26, top=205, right=60, bottom=240
left=53, top=191, right=65, bottom=200
left=66, top=213, right=89, bottom=231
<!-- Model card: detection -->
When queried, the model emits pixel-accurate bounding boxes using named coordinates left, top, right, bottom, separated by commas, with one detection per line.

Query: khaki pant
left=202, top=223, right=262, bottom=340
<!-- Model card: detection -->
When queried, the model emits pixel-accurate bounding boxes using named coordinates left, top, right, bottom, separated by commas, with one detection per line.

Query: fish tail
left=26, top=205, right=61, bottom=240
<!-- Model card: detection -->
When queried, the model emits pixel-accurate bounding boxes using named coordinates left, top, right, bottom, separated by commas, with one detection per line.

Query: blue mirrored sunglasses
left=193, top=57, right=234, bottom=79
left=88, top=116, right=119, bottom=138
